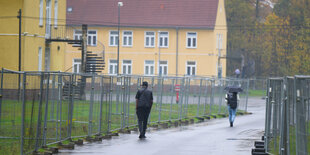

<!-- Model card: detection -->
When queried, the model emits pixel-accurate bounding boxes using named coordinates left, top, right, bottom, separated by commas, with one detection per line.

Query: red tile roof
left=67, top=0, right=219, bottom=29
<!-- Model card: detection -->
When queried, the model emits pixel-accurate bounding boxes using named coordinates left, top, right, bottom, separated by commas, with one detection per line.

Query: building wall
left=66, top=26, right=226, bottom=76
left=0, top=0, right=66, bottom=71
left=65, top=0, right=227, bottom=76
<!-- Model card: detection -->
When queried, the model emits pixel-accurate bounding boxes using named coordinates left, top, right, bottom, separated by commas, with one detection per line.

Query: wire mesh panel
left=0, top=70, right=24, bottom=154
left=295, top=76, right=310, bottom=155
left=70, top=74, right=90, bottom=138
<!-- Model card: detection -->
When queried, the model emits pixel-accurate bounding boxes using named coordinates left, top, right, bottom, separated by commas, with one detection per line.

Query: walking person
left=226, top=92, right=239, bottom=127
left=135, top=81, right=153, bottom=138
left=224, top=86, right=242, bottom=127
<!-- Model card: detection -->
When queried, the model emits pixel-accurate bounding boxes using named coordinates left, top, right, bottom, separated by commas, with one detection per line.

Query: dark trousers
left=136, top=107, right=150, bottom=136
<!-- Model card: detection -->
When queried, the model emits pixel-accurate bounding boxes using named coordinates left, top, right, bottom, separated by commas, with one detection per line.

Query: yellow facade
left=65, top=0, right=227, bottom=77
left=0, top=0, right=66, bottom=71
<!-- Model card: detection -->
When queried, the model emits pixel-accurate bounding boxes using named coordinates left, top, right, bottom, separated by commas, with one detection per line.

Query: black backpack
left=227, top=93, right=238, bottom=109
left=137, top=89, right=152, bottom=108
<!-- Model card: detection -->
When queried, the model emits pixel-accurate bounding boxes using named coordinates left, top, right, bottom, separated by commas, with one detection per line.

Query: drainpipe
left=176, top=27, right=179, bottom=76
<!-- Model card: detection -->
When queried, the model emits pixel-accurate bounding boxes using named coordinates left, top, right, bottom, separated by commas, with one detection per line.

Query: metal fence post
left=57, top=73, right=62, bottom=141
left=42, top=73, right=50, bottom=146
left=68, top=74, right=74, bottom=138
left=107, top=77, right=113, bottom=133
left=88, top=74, right=95, bottom=136
left=210, top=79, right=215, bottom=115
left=264, top=79, right=270, bottom=151
left=203, top=79, right=209, bottom=115
left=245, top=78, right=250, bottom=112
left=98, top=76, right=104, bottom=133
left=126, top=77, right=131, bottom=128
left=158, top=77, right=164, bottom=123
left=20, top=72, right=26, bottom=155
left=185, top=78, right=190, bottom=117
left=0, top=68, right=3, bottom=130
left=196, top=78, right=203, bottom=117
left=178, top=78, right=185, bottom=120
left=169, top=78, right=175, bottom=121
left=50, top=74, right=56, bottom=120
left=35, top=73, right=44, bottom=151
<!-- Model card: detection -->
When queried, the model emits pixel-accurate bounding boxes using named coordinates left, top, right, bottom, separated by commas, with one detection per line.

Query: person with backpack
left=135, top=81, right=153, bottom=138
left=225, top=92, right=239, bottom=127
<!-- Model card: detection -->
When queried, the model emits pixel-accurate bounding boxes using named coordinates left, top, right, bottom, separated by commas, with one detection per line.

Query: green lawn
left=0, top=98, right=229, bottom=154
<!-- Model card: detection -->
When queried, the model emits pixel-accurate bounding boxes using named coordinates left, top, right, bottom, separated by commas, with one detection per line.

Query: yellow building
left=0, top=0, right=67, bottom=72
left=66, top=0, right=227, bottom=77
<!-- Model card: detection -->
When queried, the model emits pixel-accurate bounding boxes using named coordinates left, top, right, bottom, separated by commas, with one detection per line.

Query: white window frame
left=144, top=60, right=155, bottom=76
left=72, top=59, right=81, bottom=73
left=122, top=60, right=132, bottom=75
left=87, top=30, right=97, bottom=46
left=109, top=30, right=119, bottom=46
left=45, top=0, right=52, bottom=38
left=158, top=31, right=169, bottom=48
left=216, top=33, right=223, bottom=50
left=38, top=47, right=42, bottom=71
left=122, top=31, right=133, bottom=47
left=186, top=32, right=197, bottom=48
left=158, top=60, right=168, bottom=76
left=39, top=0, right=43, bottom=26
left=73, top=29, right=97, bottom=46
left=54, top=0, right=58, bottom=28
left=145, top=31, right=155, bottom=48
left=73, top=29, right=82, bottom=40
left=108, top=59, right=118, bottom=75
left=186, top=61, right=196, bottom=76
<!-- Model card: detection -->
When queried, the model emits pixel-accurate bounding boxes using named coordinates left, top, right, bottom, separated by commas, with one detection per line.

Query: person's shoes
left=139, top=135, right=146, bottom=139
left=230, top=122, right=233, bottom=127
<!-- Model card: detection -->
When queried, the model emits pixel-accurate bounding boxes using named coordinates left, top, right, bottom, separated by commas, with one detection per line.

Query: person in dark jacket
left=225, top=92, right=239, bottom=127
left=135, top=81, right=153, bottom=138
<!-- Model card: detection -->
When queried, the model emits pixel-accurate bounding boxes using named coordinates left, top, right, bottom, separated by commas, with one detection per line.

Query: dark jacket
left=135, top=88, right=153, bottom=109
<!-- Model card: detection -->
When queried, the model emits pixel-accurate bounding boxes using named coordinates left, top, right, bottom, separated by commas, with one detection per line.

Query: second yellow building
left=65, top=0, right=227, bottom=77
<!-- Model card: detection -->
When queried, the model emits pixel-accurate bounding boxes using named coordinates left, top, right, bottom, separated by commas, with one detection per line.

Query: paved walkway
left=59, top=97, right=265, bottom=155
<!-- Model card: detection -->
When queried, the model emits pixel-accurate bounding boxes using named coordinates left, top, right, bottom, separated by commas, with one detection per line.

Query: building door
left=45, top=0, right=51, bottom=38
left=45, top=47, right=50, bottom=71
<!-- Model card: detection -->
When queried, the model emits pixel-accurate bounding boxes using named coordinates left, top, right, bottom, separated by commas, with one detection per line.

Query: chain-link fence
left=264, top=76, right=310, bottom=155
left=0, top=69, right=250, bottom=154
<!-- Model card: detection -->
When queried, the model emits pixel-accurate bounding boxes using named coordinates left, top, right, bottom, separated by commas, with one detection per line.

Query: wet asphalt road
left=59, top=97, right=265, bottom=155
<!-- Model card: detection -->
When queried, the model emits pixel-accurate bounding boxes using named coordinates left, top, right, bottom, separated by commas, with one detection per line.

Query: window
left=54, top=0, right=58, bottom=28
left=144, top=60, right=155, bottom=76
left=122, top=60, right=132, bottom=74
left=39, top=0, right=43, bottom=26
left=145, top=31, right=155, bottom=47
left=38, top=47, right=42, bottom=71
left=159, top=31, right=168, bottom=47
left=123, top=31, right=132, bottom=46
left=73, top=30, right=97, bottom=46
left=44, top=48, right=51, bottom=71
left=186, top=61, right=196, bottom=76
left=74, top=30, right=82, bottom=40
left=109, top=31, right=119, bottom=46
left=88, top=30, right=97, bottom=46
left=45, top=0, right=52, bottom=38
left=187, top=32, right=197, bottom=48
left=216, top=33, right=223, bottom=50
left=109, top=59, right=118, bottom=75
left=73, top=59, right=81, bottom=73
left=158, top=61, right=168, bottom=76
